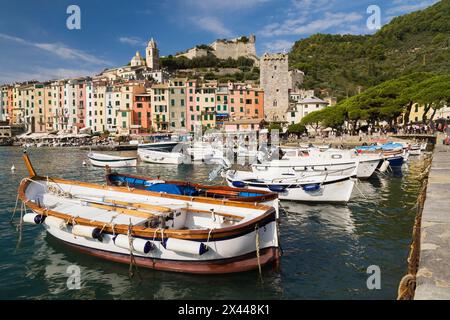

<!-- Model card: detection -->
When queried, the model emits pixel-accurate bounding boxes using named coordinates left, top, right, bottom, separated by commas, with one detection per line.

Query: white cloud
left=191, top=16, right=233, bottom=37
left=262, top=39, right=293, bottom=53
left=291, top=0, right=335, bottom=11
left=179, top=0, right=270, bottom=38
left=118, top=36, right=146, bottom=46
left=260, top=11, right=364, bottom=37
left=0, top=33, right=110, bottom=65
left=0, top=67, right=100, bottom=84
left=185, top=0, right=270, bottom=11
left=387, top=0, right=439, bottom=15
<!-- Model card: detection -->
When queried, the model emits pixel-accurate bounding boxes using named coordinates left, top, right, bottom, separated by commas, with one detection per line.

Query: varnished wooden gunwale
left=18, top=176, right=276, bottom=241
left=105, top=172, right=278, bottom=202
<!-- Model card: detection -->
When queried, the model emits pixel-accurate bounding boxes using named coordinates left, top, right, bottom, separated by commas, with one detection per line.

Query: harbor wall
left=414, top=136, right=450, bottom=299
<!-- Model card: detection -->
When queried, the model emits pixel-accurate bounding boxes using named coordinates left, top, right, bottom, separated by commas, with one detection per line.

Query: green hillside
left=289, top=0, right=450, bottom=100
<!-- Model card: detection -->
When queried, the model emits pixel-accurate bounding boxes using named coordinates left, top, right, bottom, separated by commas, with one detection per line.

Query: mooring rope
left=397, top=156, right=431, bottom=300
left=10, top=193, right=20, bottom=223
left=255, top=224, right=263, bottom=282
left=354, top=179, right=368, bottom=200
left=127, top=221, right=141, bottom=281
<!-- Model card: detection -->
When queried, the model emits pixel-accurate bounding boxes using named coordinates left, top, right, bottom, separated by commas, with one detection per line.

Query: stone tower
left=146, top=38, right=160, bottom=70
left=260, top=53, right=289, bottom=122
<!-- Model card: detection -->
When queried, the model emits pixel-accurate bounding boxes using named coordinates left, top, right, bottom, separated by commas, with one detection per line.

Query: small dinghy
left=105, top=171, right=279, bottom=217
left=87, top=152, right=137, bottom=168
left=225, top=169, right=356, bottom=203
left=17, top=153, right=280, bottom=274
left=138, top=148, right=187, bottom=165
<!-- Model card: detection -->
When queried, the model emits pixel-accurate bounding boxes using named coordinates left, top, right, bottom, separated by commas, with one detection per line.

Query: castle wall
left=211, top=40, right=256, bottom=60
left=175, top=36, right=257, bottom=61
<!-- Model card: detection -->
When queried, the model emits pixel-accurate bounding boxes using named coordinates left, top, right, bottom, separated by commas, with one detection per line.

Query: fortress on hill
left=175, top=35, right=258, bottom=62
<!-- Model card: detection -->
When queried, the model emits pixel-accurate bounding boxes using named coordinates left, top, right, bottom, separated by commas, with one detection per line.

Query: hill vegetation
left=289, top=0, right=450, bottom=100
left=300, top=73, right=450, bottom=132
left=160, top=55, right=258, bottom=82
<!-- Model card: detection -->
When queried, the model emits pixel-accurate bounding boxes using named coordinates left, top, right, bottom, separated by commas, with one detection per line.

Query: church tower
left=146, top=38, right=160, bottom=70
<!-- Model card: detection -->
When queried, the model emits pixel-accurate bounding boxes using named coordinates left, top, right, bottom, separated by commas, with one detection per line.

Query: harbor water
left=0, top=147, right=425, bottom=299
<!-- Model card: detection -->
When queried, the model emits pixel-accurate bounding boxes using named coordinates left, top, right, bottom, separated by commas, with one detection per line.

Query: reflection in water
left=0, top=147, right=425, bottom=299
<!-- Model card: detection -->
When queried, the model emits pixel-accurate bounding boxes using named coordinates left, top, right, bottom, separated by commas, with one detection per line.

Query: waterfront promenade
left=415, top=137, right=450, bottom=299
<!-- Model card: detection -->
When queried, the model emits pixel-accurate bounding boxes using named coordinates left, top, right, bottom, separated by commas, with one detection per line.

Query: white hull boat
left=409, top=144, right=422, bottom=156
left=138, top=149, right=187, bottom=165
left=226, top=170, right=355, bottom=203
left=138, top=141, right=182, bottom=152
left=253, top=153, right=380, bottom=179
left=87, top=152, right=137, bottom=168
left=17, top=154, right=280, bottom=274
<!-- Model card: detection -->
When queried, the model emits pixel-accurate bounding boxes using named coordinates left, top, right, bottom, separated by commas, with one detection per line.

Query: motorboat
left=253, top=147, right=380, bottom=179
left=225, top=169, right=356, bottom=203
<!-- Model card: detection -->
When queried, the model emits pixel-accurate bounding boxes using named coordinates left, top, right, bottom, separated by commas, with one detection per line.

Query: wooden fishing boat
left=17, top=153, right=280, bottom=274
left=105, top=170, right=279, bottom=217
left=87, top=152, right=137, bottom=168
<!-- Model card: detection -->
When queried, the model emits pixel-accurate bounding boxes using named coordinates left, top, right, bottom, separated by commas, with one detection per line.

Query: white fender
left=44, top=216, right=66, bottom=230
left=72, top=225, right=102, bottom=240
left=162, top=238, right=208, bottom=255
left=379, top=160, right=390, bottom=173
left=23, top=213, right=45, bottom=225
left=114, top=234, right=154, bottom=254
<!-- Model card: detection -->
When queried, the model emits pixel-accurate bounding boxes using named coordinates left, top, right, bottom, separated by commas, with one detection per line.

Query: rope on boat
left=206, top=228, right=214, bottom=249
left=152, top=228, right=161, bottom=269
left=18, top=201, right=25, bottom=234
left=127, top=220, right=141, bottom=281
left=354, top=179, right=368, bottom=200
left=10, top=193, right=20, bottom=223
left=255, top=224, right=263, bottom=282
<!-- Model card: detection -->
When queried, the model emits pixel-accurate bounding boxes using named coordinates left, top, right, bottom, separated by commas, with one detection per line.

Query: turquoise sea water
left=0, top=147, right=423, bottom=299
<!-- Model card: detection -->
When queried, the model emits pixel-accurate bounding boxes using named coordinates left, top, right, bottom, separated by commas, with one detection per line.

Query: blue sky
left=0, top=0, right=440, bottom=84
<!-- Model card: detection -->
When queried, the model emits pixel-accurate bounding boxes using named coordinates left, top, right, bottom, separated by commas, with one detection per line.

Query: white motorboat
left=87, top=152, right=137, bottom=168
left=17, top=153, right=280, bottom=274
left=225, top=169, right=356, bottom=203
left=254, top=148, right=381, bottom=179
left=138, top=141, right=182, bottom=152
left=186, top=142, right=223, bottom=161
left=138, top=148, right=188, bottom=165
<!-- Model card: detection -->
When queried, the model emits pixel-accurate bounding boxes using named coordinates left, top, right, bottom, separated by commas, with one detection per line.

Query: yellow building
left=408, top=103, right=433, bottom=123
left=32, top=84, right=47, bottom=133
left=198, top=82, right=217, bottom=129
left=93, top=84, right=106, bottom=133
left=117, top=81, right=146, bottom=135
left=150, top=83, right=169, bottom=132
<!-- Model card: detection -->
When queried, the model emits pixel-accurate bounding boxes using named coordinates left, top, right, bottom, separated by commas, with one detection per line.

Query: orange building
left=132, top=93, right=152, bottom=134
left=228, top=83, right=264, bottom=121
